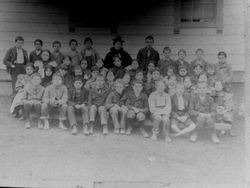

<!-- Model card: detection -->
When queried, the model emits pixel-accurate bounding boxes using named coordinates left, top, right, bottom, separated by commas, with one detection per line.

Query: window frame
left=174, top=0, right=224, bottom=32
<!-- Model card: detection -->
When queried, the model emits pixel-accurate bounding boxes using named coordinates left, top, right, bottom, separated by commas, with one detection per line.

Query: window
left=174, top=0, right=224, bottom=32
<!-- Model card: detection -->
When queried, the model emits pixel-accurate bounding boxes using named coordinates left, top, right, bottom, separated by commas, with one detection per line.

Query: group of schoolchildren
left=3, top=35, right=234, bottom=144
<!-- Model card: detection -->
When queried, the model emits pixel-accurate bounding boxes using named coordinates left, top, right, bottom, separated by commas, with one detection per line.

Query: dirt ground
left=0, top=84, right=246, bottom=188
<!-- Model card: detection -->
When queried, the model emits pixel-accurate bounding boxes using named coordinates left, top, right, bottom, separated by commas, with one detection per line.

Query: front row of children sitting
left=10, top=62, right=234, bottom=144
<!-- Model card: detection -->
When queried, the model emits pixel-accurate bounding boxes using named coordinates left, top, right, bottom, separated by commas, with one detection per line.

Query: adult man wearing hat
left=104, top=36, right=132, bottom=69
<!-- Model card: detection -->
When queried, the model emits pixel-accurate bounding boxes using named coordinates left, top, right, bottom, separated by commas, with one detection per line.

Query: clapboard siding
left=0, top=0, right=246, bottom=74
left=0, top=12, right=68, bottom=24
left=117, top=0, right=245, bottom=73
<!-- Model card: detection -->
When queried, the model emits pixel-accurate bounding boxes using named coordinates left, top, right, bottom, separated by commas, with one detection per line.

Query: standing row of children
left=3, top=35, right=234, bottom=144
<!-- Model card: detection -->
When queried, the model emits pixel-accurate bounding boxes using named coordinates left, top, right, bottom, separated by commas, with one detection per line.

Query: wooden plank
left=0, top=31, right=113, bottom=43
left=118, top=24, right=244, bottom=36
left=224, top=0, right=244, bottom=5
left=0, top=22, right=69, bottom=33
left=120, top=16, right=174, bottom=25
left=117, top=25, right=174, bottom=35
left=223, top=4, right=244, bottom=16
left=223, top=25, right=244, bottom=35
left=223, top=14, right=244, bottom=25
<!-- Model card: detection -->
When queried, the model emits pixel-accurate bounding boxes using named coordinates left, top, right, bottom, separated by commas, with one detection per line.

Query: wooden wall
left=0, top=0, right=245, bottom=73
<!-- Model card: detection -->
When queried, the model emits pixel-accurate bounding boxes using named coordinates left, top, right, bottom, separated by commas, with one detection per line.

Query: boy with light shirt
left=41, top=73, right=68, bottom=130
left=148, top=80, right=172, bottom=142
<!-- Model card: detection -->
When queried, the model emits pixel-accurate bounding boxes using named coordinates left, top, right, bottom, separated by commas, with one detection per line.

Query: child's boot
left=229, top=131, right=236, bottom=137
left=25, top=121, right=31, bottom=129
left=18, top=108, right=24, bottom=120
left=151, top=133, right=157, bottom=141
left=38, top=120, right=43, bottom=129
left=141, top=127, right=149, bottom=138
left=114, top=128, right=120, bottom=134
left=190, top=132, right=198, bottom=142
left=103, top=124, right=109, bottom=135
left=83, top=124, right=89, bottom=135
left=165, top=135, right=172, bottom=142
left=126, top=126, right=132, bottom=135
left=211, top=132, right=220, bottom=144
left=59, top=121, right=67, bottom=130
left=72, top=125, right=78, bottom=135
left=89, top=122, right=94, bottom=134
left=120, top=129, right=125, bottom=134
left=44, top=119, right=50, bottom=130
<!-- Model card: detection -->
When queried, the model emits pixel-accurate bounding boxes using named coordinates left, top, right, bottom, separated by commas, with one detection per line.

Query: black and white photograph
left=0, top=0, right=248, bottom=187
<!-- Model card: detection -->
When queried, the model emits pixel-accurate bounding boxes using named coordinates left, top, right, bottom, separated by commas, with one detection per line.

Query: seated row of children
left=9, top=48, right=234, bottom=144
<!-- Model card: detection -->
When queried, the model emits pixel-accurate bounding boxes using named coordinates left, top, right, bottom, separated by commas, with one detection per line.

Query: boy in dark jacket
left=125, top=81, right=149, bottom=137
left=105, top=79, right=127, bottom=134
left=29, top=39, right=43, bottom=64
left=136, top=35, right=160, bottom=71
left=88, top=75, right=110, bottom=135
